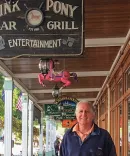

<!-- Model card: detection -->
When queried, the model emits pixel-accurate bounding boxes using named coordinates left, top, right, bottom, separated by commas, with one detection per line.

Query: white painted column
left=22, top=93, right=29, bottom=156
left=54, top=121, right=56, bottom=155
left=3, top=77, right=13, bottom=156
left=50, top=120, right=53, bottom=150
left=48, top=119, right=51, bottom=153
left=39, top=111, right=43, bottom=155
left=46, top=117, right=49, bottom=153
left=28, top=100, right=34, bottom=156
left=54, top=121, right=56, bottom=143
left=51, top=120, right=56, bottom=156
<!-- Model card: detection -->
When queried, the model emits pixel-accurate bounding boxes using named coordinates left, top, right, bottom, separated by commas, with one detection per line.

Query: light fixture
left=38, top=59, right=49, bottom=74
left=52, top=84, right=60, bottom=99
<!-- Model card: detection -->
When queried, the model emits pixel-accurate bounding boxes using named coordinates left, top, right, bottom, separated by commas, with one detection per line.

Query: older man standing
left=60, top=100, right=117, bottom=156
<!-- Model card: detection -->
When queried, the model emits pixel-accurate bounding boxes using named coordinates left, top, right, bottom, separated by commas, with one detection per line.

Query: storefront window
left=111, top=110, right=116, bottom=142
left=118, top=79, right=123, bottom=99
left=111, top=88, right=115, bottom=106
left=128, top=97, right=130, bottom=156
left=126, top=68, right=130, bottom=90
left=105, top=114, right=108, bottom=130
left=105, top=96, right=108, bottom=111
left=99, top=102, right=104, bottom=115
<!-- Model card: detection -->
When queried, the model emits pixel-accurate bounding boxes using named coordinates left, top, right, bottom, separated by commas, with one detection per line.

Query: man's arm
left=106, top=132, right=117, bottom=156
left=60, top=140, right=65, bottom=156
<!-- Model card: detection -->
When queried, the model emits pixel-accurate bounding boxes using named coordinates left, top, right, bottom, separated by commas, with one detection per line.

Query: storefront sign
left=44, top=103, right=76, bottom=116
left=54, top=115, right=76, bottom=120
left=0, top=0, right=83, bottom=57
left=44, top=104, right=59, bottom=116
left=44, top=96, right=78, bottom=120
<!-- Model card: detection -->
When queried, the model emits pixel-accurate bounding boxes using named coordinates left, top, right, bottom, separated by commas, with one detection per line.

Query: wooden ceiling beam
left=14, top=71, right=109, bottom=78
left=38, top=98, right=96, bottom=104
left=30, top=88, right=101, bottom=93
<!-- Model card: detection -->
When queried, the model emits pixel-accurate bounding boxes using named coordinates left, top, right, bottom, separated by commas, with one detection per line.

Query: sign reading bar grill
left=0, top=0, right=83, bottom=57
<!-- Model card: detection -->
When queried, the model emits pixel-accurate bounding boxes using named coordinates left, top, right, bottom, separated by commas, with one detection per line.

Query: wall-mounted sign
left=0, top=0, right=83, bottom=57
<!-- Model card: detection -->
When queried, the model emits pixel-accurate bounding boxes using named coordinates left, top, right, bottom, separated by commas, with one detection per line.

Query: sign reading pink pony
left=38, top=59, right=77, bottom=90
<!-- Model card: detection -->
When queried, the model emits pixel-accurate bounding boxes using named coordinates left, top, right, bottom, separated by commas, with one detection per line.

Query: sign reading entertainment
left=0, top=0, right=83, bottom=56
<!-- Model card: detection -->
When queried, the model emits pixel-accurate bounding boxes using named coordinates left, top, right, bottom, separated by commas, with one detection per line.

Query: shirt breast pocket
left=89, top=148, right=104, bottom=156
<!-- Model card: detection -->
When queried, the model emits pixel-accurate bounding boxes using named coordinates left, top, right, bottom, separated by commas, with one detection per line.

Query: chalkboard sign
left=0, top=0, right=83, bottom=57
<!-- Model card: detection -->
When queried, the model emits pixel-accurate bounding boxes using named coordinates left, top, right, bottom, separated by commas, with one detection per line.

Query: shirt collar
left=72, top=123, right=94, bottom=135
left=71, top=123, right=100, bottom=136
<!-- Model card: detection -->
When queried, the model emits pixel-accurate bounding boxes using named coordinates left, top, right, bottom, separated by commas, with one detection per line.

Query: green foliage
left=13, top=88, right=22, bottom=119
left=33, top=118, right=46, bottom=138
left=0, top=76, right=40, bottom=140
left=0, top=75, right=4, bottom=90
left=33, top=119, right=39, bottom=126
left=43, top=118, right=46, bottom=137
left=12, top=117, right=22, bottom=140
left=0, top=75, right=5, bottom=129
left=0, top=76, right=23, bottom=139
left=12, top=87, right=22, bottom=139
left=0, top=98, right=4, bottom=117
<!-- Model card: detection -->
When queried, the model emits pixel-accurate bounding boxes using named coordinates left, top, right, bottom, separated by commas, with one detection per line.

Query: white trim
left=85, top=37, right=125, bottom=47
left=38, top=98, right=96, bottom=104
left=14, top=71, right=109, bottom=78
left=30, top=88, right=101, bottom=93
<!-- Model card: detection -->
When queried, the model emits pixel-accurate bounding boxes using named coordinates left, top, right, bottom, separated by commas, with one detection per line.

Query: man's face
left=76, top=103, right=95, bottom=125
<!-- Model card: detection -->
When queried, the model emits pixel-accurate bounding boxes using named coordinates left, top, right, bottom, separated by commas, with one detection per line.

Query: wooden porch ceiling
left=0, top=0, right=130, bottom=110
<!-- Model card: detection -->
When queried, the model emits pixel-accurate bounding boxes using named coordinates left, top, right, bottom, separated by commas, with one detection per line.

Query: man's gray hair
left=75, top=100, right=96, bottom=113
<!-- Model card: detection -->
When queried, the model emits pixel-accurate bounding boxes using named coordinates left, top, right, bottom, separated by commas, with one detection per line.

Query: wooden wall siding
left=85, top=0, right=130, bottom=38
left=97, top=37, right=130, bottom=155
